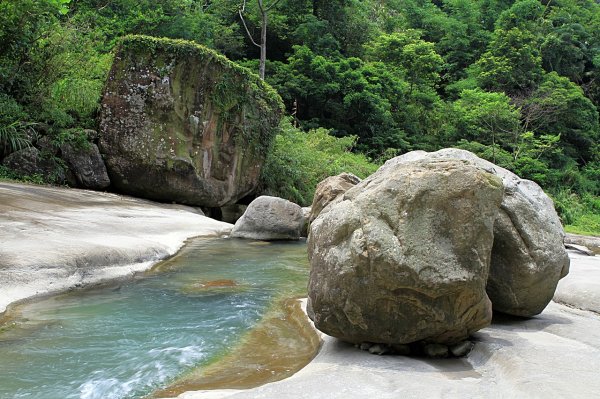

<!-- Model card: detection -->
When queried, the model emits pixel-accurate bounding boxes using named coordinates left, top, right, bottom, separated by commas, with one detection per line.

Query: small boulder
left=449, top=340, right=475, bottom=357
left=231, top=196, right=304, bottom=241
left=309, top=173, right=361, bottom=223
left=61, top=143, right=110, bottom=190
left=308, top=159, right=503, bottom=345
left=423, top=344, right=449, bottom=358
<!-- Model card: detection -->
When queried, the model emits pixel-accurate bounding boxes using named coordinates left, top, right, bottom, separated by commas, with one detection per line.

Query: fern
left=0, top=121, right=35, bottom=154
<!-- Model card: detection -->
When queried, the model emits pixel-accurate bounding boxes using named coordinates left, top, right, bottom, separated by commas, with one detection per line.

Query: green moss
left=118, top=35, right=282, bottom=113
left=114, top=35, right=283, bottom=158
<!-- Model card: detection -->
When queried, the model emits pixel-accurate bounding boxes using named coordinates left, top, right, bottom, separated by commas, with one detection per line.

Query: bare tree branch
left=239, top=1, right=261, bottom=48
left=266, top=0, right=283, bottom=12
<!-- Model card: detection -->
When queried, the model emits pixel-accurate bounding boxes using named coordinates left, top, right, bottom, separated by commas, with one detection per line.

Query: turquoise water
left=0, top=238, right=309, bottom=399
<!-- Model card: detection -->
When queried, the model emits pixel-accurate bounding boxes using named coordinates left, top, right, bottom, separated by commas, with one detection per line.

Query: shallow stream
left=0, top=238, right=311, bottom=399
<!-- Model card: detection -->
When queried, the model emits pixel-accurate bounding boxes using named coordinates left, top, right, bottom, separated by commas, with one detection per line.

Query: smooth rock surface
left=0, top=182, right=232, bottom=314
left=565, top=234, right=600, bottom=254
left=231, top=196, right=304, bottom=241
left=386, top=149, right=570, bottom=317
left=554, top=251, right=600, bottom=313
left=162, top=254, right=600, bottom=399
left=308, top=173, right=360, bottom=223
left=564, top=243, right=595, bottom=256
left=308, top=159, right=504, bottom=345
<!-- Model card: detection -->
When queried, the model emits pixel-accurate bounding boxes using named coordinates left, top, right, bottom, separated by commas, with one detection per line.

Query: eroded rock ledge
left=0, top=182, right=232, bottom=315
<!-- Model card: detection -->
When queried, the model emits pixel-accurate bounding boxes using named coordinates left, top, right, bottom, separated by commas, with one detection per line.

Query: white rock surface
left=167, top=253, right=600, bottom=399
left=554, top=251, right=600, bottom=314
left=0, top=182, right=232, bottom=314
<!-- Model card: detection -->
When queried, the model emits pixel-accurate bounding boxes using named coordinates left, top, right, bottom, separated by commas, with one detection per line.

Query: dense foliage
left=0, top=0, right=598, bottom=232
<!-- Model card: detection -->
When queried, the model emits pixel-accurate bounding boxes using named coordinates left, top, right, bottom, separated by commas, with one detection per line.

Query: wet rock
left=98, top=36, right=282, bottom=207
left=309, top=173, right=361, bottom=223
left=308, top=159, right=503, bottom=345
left=231, top=196, right=304, bottom=241
left=181, top=279, right=245, bottom=295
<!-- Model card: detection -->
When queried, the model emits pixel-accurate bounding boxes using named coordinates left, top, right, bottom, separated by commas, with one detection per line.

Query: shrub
left=260, top=118, right=378, bottom=206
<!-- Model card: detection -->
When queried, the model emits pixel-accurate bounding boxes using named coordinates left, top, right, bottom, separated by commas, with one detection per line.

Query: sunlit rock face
left=308, top=159, right=504, bottom=345
left=231, top=196, right=305, bottom=241
left=99, top=36, right=283, bottom=207
left=387, top=149, right=570, bottom=317
left=308, top=172, right=361, bottom=224
left=307, top=149, right=570, bottom=346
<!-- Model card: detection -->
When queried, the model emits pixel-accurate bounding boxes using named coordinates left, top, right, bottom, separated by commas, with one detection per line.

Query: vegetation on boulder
left=99, top=35, right=283, bottom=207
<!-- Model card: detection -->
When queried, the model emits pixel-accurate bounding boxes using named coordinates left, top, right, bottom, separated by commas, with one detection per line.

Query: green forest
left=0, top=0, right=598, bottom=234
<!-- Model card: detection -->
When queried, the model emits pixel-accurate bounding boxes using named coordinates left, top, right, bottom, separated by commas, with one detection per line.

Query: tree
left=238, top=0, right=282, bottom=79
left=368, top=31, right=443, bottom=93
left=517, top=72, right=600, bottom=163
left=475, top=27, right=544, bottom=93
left=450, top=88, right=521, bottom=161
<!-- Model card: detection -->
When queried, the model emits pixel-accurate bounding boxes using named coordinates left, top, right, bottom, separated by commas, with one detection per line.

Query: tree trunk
left=259, top=9, right=267, bottom=80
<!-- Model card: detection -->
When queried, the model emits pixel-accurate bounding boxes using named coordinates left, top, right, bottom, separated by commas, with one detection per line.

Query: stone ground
left=1, top=182, right=598, bottom=399
left=0, top=182, right=232, bottom=314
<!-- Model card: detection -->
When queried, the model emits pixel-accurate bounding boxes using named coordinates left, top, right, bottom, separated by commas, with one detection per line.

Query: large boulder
left=309, top=172, right=361, bottom=223
left=386, top=149, right=570, bottom=316
left=61, top=143, right=110, bottom=190
left=99, top=35, right=283, bottom=207
left=231, top=196, right=304, bottom=241
left=308, top=159, right=504, bottom=345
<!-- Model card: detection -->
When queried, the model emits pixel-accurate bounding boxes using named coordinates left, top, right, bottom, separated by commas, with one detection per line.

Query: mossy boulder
left=99, top=35, right=283, bottom=207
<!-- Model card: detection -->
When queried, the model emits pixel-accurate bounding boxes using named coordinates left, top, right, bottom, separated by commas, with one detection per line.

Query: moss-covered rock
left=99, top=35, right=283, bottom=206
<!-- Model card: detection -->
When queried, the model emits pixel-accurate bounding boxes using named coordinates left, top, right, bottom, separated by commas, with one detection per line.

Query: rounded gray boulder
left=308, top=159, right=504, bottom=345
left=231, top=196, right=304, bottom=241
left=388, top=149, right=570, bottom=317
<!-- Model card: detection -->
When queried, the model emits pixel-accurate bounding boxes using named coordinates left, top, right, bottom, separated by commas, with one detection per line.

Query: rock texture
left=61, top=143, right=110, bottom=190
left=308, top=173, right=360, bottom=223
left=99, top=35, right=283, bottom=207
left=308, top=159, right=504, bottom=345
left=2, top=147, right=66, bottom=183
left=386, top=149, right=570, bottom=317
left=231, top=196, right=305, bottom=241
left=0, top=182, right=232, bottom=315
left=565, top=233, right=600, bottom=254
